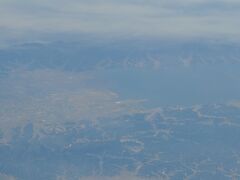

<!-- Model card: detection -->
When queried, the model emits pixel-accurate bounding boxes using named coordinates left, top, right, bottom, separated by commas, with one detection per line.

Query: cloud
left=0, top=0, right=240, bottom=41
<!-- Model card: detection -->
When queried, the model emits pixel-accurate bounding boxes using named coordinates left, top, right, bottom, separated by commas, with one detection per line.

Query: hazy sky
left=0, top=0, right=240, bottom=41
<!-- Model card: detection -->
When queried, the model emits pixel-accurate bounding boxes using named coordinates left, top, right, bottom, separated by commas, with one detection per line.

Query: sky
left=0, top=0, right=240, bottom=42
